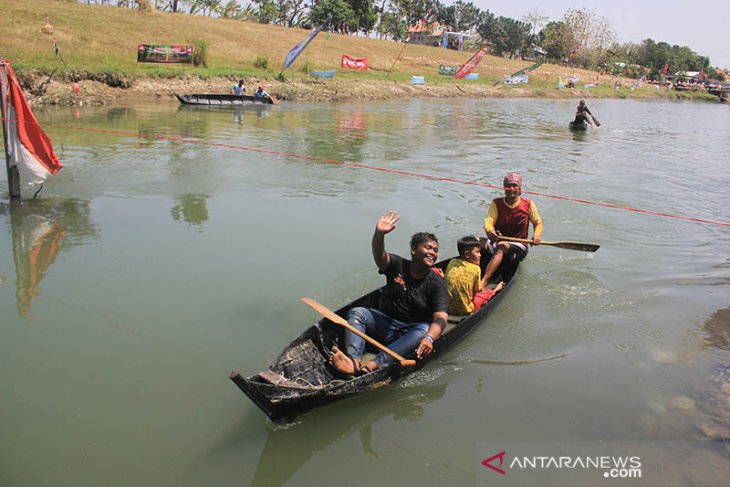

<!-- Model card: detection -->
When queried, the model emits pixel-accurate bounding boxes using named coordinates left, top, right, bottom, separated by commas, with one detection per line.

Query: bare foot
left=329, top=347, right=358, bottom=376
left=494, top=281, right=505, bottom=293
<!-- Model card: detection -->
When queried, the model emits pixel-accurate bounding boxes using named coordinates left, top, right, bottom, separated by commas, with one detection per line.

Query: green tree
left=349, top=0, right=378, bottom=33
left=376, top=11, right=407, bottom=40
left=479, top=14, right=531, bottom=58
left=219, top=0, right=240, bottom=18
left=310, top=0, right=355, bottom=32
left=538, top=21, right=575, bottom=63
left=441, top=0, right=481, bottom=32
left=252, top=0, right=278, bottom=23
left=276, top=0, right=309, bottom=26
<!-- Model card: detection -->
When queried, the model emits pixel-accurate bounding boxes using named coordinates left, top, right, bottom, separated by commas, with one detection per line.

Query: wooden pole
left=386, top=36, right=410, bottom=78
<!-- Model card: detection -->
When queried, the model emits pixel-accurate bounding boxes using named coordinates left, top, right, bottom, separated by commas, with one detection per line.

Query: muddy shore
left=17, top=70, right=596, bottom=107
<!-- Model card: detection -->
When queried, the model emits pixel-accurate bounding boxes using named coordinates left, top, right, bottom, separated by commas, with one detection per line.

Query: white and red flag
left=1, top=60, right=62, bottom=196
left=11, top=211, right=64, bottom=317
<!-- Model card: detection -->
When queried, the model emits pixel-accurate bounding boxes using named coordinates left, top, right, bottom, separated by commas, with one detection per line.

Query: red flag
left=455, top=47, right=486, bottom=79
left=662, top=63, right=669, bottom=76
left=341, top=54, right=368, bottom=70
left=1, top=60, right=62, bottom=192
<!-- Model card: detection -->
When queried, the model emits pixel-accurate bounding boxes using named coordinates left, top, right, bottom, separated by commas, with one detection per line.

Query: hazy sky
left=472, top=0, right=730, bottom=69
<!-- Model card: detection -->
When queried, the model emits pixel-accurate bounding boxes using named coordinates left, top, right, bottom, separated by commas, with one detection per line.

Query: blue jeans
left=345, top=307, right=429, bottom=368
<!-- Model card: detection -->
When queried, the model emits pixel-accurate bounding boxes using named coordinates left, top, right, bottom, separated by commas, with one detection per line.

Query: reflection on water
left=701, top=308, right=730, bottom=351
left=176, top=104, right=271, bottom=127
left=248, top=383, right=446, bottom=486
left=3, top=199, right=97, bottom=317
left=171, top=194, right=209, bottom=228
left=337, top=106, right=366, bottom=141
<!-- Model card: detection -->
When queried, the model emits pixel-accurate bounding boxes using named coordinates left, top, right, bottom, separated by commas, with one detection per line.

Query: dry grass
left=2, top=0, right=696, bottom=103
left=2, top=0, right=601, bottom=81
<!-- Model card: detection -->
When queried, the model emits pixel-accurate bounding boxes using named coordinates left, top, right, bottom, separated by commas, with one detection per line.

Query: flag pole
left=386, top=35, right=410, bottom=78
left=0, top=59, right=21, bottom=198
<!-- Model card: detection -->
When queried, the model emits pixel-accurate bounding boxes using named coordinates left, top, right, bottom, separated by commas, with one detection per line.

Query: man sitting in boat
left=482, top=173, right=543, bottom=285
left=253, top=85, right=270, bottom=100
left=571, top=99, right=592, bottom=128
left=231, top=79, right=246, bottom=96
left=330, top=211, right=449, bottom=375
left=445, top=235, right=504, bottom=316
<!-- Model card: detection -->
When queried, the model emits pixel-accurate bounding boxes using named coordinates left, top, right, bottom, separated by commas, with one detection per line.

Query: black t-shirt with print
left=378, top=253, right=448, bottom=323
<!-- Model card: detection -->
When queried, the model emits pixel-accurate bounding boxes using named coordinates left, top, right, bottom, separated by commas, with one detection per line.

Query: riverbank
left=21, top=74, right=558, bottom=106
left=17, top=69, right=719, bottom=107
left=5, top=0, right=722, bottom=106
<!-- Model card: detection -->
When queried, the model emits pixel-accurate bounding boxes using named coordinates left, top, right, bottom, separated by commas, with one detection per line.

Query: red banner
left=341, top=54, right=368, bottom=70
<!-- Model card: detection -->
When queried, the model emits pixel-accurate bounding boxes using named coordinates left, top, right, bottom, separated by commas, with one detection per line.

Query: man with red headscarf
left=482, top=172, right=543, bottom=283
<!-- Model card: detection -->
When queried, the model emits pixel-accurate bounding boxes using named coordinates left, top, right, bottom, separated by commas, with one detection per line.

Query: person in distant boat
left=482, top=172, right=543, bottom=284
left=231, top=80, right=246, bottom=96
left=572, top=99, right=591, bottom=126
left=445, top=235, right=504, bottom=316
left=329, top=211, right=449, bottom=376
left=253, top=85, right=270, bottom=100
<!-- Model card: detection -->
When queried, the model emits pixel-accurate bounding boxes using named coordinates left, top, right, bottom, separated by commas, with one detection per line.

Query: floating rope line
left=35, top=14, right=67, bottom=96
left=29, top=122, right=730, bottom=229
left=42, top=13, right=67, bottom=67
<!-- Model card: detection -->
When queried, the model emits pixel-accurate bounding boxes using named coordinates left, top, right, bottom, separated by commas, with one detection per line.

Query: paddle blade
left=552, top=242, right=600, bottom=252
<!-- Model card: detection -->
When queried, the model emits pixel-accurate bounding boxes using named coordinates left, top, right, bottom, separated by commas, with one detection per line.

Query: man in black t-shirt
left=330, top=211, right=449, bottom=375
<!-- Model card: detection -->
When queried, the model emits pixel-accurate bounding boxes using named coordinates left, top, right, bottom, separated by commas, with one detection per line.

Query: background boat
left=175, top=93, right=274, bottom=106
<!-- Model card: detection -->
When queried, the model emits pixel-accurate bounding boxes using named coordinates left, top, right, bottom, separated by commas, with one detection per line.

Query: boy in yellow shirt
left=445, top=235, right=504, bottom=315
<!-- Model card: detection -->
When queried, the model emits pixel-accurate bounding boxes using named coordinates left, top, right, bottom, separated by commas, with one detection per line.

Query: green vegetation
left=192, top=40, right=209, bottom=67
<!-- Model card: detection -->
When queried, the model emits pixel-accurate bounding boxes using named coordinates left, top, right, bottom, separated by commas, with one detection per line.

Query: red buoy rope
left=35, top=123, right=730, bottom=228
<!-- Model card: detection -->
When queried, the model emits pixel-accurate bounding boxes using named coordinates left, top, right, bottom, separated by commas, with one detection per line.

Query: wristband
left=423, top=335, right=434, bottom=344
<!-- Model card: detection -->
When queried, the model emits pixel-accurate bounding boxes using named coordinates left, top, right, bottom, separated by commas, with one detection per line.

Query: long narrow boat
left=175, top=93, right=274, bottom=106
left=229, top=257, right=519, bottom=422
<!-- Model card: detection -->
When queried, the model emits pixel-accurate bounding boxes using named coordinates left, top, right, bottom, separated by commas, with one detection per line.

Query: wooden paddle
left=301, top=297, right=417, bottom=367
left=588, top=114, right=598, bottom=131
left=585, top=107, right=601, bottom=127
left=498, top=236, right=600, bottom=252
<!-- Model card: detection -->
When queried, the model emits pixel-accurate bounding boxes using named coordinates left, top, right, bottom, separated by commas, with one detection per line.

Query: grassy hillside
left=0, top=0, right=591, bottom=82
left=1, top=0, right=717, bottom=102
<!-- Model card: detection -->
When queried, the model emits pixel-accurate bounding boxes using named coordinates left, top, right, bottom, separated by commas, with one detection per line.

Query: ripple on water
left=399, top=365, right=448, bottom=387
left=650, top=348, right=679, bottom=364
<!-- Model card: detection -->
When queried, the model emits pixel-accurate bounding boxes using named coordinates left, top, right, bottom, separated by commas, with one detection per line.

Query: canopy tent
left=440, top=32, right=464, bottom=51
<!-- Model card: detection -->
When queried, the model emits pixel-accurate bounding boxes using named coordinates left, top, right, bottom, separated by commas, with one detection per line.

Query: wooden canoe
left=229, top=257, right=519, bottom=422
left=569, top=119, right=590, bottom=131
left=175, top=93, right=274, bottom=106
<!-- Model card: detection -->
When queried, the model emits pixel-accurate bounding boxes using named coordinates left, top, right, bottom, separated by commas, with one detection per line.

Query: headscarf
left=503, top=172, right=522, bottom=189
